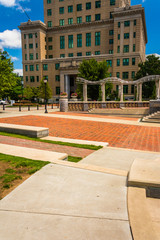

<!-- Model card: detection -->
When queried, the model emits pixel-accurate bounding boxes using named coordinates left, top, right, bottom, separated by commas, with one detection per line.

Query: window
left=56, top=87, right=60, bottom=95
left=133, top=44, right=136, bottom=52
left=25, top=54, right=27, bottom=60
left=68, top=53, right=73, bottom=57
left=86, top=15, right=91, bottom=22
left=60, top=36, right=65, bottom=49
left=77, top=4, right=82, bottom=11
left=109, top=39, right=113, bottom=44
left=131, top=84, right=134, bottom=93
left=109, top=73, right=112, bottom=77
left=118, top=34, right=120, bottom=40
left=95, top=1, right=101, bottom=8
left=59, top=7, right=64, bottom=14
left=25, top=65, right=28, bottom=71
left=37, top=76, right=39, bottom=82
left=29, top=34, right=32, bottom=39
left=26, top=76, right=28, bottom=82
left=56, top=75, right=60, bottom=82
left=124, top=21, right=130, bottom=27
left=86, top=33, right=91, bottom=47
left=68, top=18, right=73, bottom=25
left=59, top=0, right=63, bottom=1
left=59, top=19, right=64, bottom=26
left=60, top=54, right=65, bottom=58
left=68, top=5, right=73, bottom=13
left=95, top=14, right=101, bottom=21
left=77, top=34, right=82, bottom=47
left=36, top=53, right=38, bottom=59
left=123, top=58, right=129, bottom=66
left=45, top=45, right=47, bottom=50
left=48, top=45, right=52, bottom=50
left=55, top=63, right=60, bottom=70
left=95, top=32, right=100, bottom=46
left=117, top=46, right=120, bottom=53
left=77, top=52, right=82, bottom=56
left=106, top=60, right=112, bottom=67
left=132, top=71, right=135, bottom=79
left=134, top=19, right=137, bottom=26
left=49, top=55, right=53, bottom=58
left=68, top=35, right=73, bottom=48
left=47, top=0, right=51, bottom=3
left=36, top=43, right=38, bottom=48
left=110, top=0, right=115, bottom=6
left=132, top=58, right=135, bottom=65
left=29, top=44, right=33, bottom=49
left=29, top=54, right=33, bottom=60
left=110, top=12, right=113, bottom=19
left=77, top=17, right=82, bottom=23
left=47, top=9, right=52, bottom=16
left=86, top=2, right=91, bottom=10
left=123, top=72, right=129, bottom=79
left=36, top=64, right=39, bottom=71
left=30, top=76, right=35, bottom=82
left=48, top=21, right=52, bottom=27
left=116, top=72, right=120, bottom=78
left=109, top=30, right=114, bottom=36
left=124, top=33, right=129, bottom=39
left=43, top=64, right=48, bottom=71
left=123, top=45, right=129, bottom=53
left=24, top=44, right=27, bottom=49
left=95, top=51, right=100, bottom=55
left=24, top=34, right=26, bottom=39
left=35, top=33, right=37, bottom=38
left=117, top=59, right=120, bottom=66
left=133, top=32, right=136, bottom=38
left=109, top=50, right=113, bottom=54
left=86, top=52, right=91, bottom=56
left=123, top=85, right=128, bottom=94
left=118, top=22, right=120, bottom=28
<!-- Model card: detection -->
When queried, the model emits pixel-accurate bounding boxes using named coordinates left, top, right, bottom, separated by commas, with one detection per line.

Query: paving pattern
left=0, top=115, right=160, bottom=152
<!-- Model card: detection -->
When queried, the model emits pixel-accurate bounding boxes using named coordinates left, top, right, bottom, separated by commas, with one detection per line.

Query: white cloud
left=11, top=56, right=19, bottom=61
left=0, top=0, right=31, bottom=12
left=0, top=0, right=16, bottom=7
left=0, top=29, right=21, bottom=49
left=13, top=69, right=23, bottom=76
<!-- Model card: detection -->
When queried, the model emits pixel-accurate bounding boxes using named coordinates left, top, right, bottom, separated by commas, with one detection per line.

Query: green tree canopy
left=38, top=79, right=52, bottom=101
left=23, top=86, right=34, bottom=100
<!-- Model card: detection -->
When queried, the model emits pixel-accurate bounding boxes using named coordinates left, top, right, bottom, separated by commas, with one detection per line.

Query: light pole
left=44, top=79, right=48, bottom=113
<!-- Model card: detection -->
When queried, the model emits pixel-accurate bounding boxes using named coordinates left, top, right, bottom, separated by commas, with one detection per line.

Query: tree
left=38, top=79, right=52, bottom=101
left=77, top=59, right=110, bottom=100
left=0, top=50, right=18, bottom=98
left=10, top=76, right=23, bottom=101
left=23, top=86, right=34, bottom=100
left=135, top=55, right=160, bottom=99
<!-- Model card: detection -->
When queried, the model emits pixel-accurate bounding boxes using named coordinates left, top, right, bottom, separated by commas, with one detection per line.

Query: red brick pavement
left=0, top=115, right=159, bottom=152
left=0, top=135, right=94, bottom=158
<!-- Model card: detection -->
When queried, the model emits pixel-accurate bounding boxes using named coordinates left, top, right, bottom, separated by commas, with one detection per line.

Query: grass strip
left=0, top=132, right=102, bottom=150
left=68, top=156, right=82, bottom=163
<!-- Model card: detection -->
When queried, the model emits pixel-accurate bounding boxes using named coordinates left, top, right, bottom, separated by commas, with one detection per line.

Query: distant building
left=19, top=0, right=147, bottom=99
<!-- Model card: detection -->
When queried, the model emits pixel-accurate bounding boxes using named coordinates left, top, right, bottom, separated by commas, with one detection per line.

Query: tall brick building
left=19, top=0, right=147, bottom=99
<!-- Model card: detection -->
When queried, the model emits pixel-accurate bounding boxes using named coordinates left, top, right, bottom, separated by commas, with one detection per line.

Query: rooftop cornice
left=18, top=20, right=47, bottom=31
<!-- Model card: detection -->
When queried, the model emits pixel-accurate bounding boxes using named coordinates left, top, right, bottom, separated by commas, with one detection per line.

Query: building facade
left=19, top=0, right=147, bottom=99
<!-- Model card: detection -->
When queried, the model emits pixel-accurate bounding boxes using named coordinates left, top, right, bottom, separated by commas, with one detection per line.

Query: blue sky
left=0, top=0, right=159, bottom=75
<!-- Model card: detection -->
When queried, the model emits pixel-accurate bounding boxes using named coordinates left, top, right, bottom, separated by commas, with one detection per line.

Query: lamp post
left=44, top=79, right=48, bottom=113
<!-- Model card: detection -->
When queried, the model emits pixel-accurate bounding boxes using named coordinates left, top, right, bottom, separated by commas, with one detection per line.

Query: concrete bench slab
left=0, top=123, right=49, bottom=138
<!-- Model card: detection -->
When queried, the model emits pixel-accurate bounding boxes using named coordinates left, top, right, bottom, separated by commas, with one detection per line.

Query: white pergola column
left=83, top=83, right=87, bottom=101
left=64, top=75, right=70, bottom=97
left=120, top=84, right=123, bottom=102
left=156, top=79, right=160, bottom=99
left=139, top=83, right=142, bottom=101
left=118, top=84, right=121, bottom=99
left=136, top=84, right=139, bottom=101
left=101, top=83, right=105, bottom=101
left=60, top=73, right=65, bottom=93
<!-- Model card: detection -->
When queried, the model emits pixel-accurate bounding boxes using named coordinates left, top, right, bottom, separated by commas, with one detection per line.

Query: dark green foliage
left=38, top=79, right=52, bottom=101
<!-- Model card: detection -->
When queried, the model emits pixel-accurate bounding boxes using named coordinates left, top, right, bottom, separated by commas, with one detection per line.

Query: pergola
left=76, top=75, right=160, bottom=101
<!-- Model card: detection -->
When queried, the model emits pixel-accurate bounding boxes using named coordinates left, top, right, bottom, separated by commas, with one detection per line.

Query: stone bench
left=0, top=123, right=49, bottom=138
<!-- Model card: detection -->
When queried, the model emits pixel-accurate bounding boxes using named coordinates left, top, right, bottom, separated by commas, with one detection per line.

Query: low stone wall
left=149, top=100, right=160, bottom=114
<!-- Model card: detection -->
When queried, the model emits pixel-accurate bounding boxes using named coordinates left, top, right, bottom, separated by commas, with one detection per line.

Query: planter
left=60, top=96, right=68, bottom=112
left=71, top=96, right=78, bottom=101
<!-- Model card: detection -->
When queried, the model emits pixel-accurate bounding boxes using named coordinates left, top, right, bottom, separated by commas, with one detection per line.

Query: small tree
left=23, top=86, right=34, bottom=100
left=38, top=79, right=52, bottom=102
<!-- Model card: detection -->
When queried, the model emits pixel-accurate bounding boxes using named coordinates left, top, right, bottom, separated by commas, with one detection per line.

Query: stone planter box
left=60, top=96, right=68, bottom=112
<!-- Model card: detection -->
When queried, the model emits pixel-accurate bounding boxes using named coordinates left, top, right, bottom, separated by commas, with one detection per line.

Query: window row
left=116, top=84, right=135, bottom=94
left=24, top=33, right=38, bottom=39
left=59, top=51, right=100, bottom=58
left=117, top=44, right=136, bottom=53
left=118, top=32, right=136, bottom=40
left=116, top=58, right=136, bottom=66
left=118, top=19, right=137, bottom=28
left=25, top=43, right=38, bottom=49
left=47, top=0, right=115, bottom=6
left=24, top=53, right=39, bottom=61
left=116, top=71, right=135, bottom=80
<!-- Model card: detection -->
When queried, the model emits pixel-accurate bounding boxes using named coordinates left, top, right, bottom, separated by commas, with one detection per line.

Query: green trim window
left=25, top=65, right=28, bottom=72
left=110, top=0, right=115, bottom=6
left=49, top=55, right=53, bottom=58
left=123, top=72, right=129, bottom=79
left=56, top=87, right=60, bottom=95
left=123, top=45, right=129, bottom=53
left=36, top=64, right=39, bottom=71
left=109, top=50, right=113, bottom=54
left=56, top=75, right=60, bottom=82
left=132, top=58, right=135, bottom=65
left=47, top=0, right=51, bottom=3
left=24, top=34, right=26, bottom=39
left=59, top=7, right=64, bottom=14
left=60, top=54, right=65, bottom=58
left=60, top=36, right=65, bottom=49
left=123, top=85, right=128, bottom=94
left=86, top=15, right=91, bottom=22
left=133, top=44, right=136, bottom=52
left=30, top=76, right=35, bottom=82
left=109, top=39, right=113, bottom=44
left=77, top=17, right=82, bottom=23
left=118, top=34, right=120, bottom=40
left=117, top=59, right=120, bottom=66
left=95, top=32, right=100, bottom=46
left=124, top=21, right=130, bottom=27
left=133, top=32, right=136, bottom=38
left=124, top=33, right=129, bottom=39
left=77, top=52, right=82, bottom=56
left=68, top=53, right=73, bottom=57
left=95, top=1, right=101, bottom=8
left=48, top=21, right=52, bottom=27
left=35, top=33, right=37, bottom=38
left=116, top=72, right=120, bottom=78
left=29, top=33, right=32, bottom=39
left=48, top=45, right=52, bottom=50
left=109, top=30, right=114, bottom=36
left=86, top=52, right=91, bottom=56
left=123, top=58, right=129, bottom=66
left=118, top=22, right=120, bottom=28
left=36, top=43, right=38, bottom=48
left=106, top=60, right=112, bottom=67
left=86, top=33, right=91, bottom=47
left=59, top=0, right=63, bottom=1
left=134, top=19, right=137, bottom=26
left=95, top=51, right=100, bottom=55
left=29, top=54, right=33, bottom=60
left=109, top=73, right=112, bottom=77
left=48, top=37, right=52, bottom=42
left=29, top=43, right=33, bottom=49
left=77, top=4, right=82, bottom=11
left=68, top=5, right=73, bottom=13
left=132, top=72, right=135, bottom=79
left=43, top=64, right=48, bottom=71
left=47, top=9, right=52, bottom=16
left=24, top=44, right=27, bottom=49
left=77, top=34, right=82, bottom=47
left=36, top=53, right=38, bottom=59
left=68, top=18, right=73, bottom=25
left=59, top=19, right=64, bottom=26
left=131, top=84, right=134, bottom=93
left=110, top=12, right=113, bottom=19
left=95, top=14, right=101, bottom=21
left=25, top=54, right=27, bottom=60
left=37, top=76, right=39, bottom=82
left=117, top=46, right=120, bottom=53
left=55, top=63, right=60, bottom=70
left=68, top=35, right=73, bottom=48
left=86, top=2, right=91, bottom=10
left=26, top=76, right=28, bottom=82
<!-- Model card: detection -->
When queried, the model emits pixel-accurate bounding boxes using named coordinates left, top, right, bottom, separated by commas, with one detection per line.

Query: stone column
left=156, top=79, right=160, bottom=99
left=136, top=84, right=139, bottom=101
left=118, top=85, right=121, bottom=99
left=120, top=84, right=123, bottom=102
left=83, top=83, right=87, bottom=101
left=101, top=83, right=105, bottom=101
left=60, top=73, right=65, bottom=93
left=139, top=83, right=142, bottom=101
left=64, top=75, right=70, bottom=98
